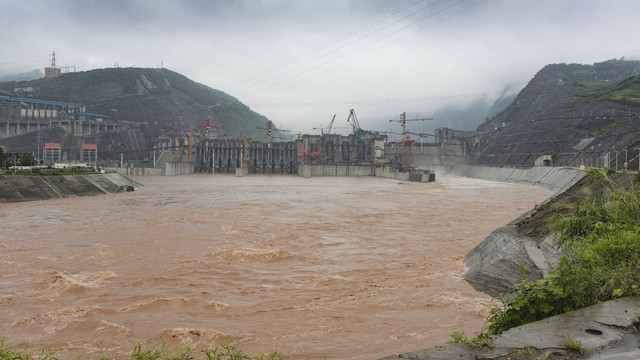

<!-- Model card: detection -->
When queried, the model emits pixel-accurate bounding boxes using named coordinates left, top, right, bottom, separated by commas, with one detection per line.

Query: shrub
left=484, top=169, right=640, bottom=334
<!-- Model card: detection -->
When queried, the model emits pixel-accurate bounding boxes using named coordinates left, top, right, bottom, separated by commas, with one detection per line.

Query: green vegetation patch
left=572, top=75, right=640, bottom=106
left=484, top=169, right=640, bottom=335
left=0, top=338, right=288, bottom=360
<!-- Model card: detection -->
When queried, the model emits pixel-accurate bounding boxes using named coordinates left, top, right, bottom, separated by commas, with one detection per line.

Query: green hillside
left=572, top=75, right=640, bottom=106
left=0, top=68, right=269, bottom=137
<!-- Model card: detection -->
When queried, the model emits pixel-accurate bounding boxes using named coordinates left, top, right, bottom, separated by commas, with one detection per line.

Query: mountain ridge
left=473, top=59, right=640, bottom=168
left=0, top=67, right=269, bottom=137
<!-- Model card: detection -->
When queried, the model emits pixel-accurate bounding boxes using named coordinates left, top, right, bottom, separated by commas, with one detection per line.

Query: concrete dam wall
left=0, top=173, right=138, bottom=203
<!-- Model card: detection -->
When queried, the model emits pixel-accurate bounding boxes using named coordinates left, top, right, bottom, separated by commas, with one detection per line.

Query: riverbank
left=381, top=297, right=640, bottom=360
left=381, top=170, right=640, bottom=360
left=0, top=172, right=138, bottom=202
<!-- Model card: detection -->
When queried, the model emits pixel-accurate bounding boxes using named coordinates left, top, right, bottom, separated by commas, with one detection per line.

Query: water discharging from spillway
left=0, top=175, right=554, bottom=359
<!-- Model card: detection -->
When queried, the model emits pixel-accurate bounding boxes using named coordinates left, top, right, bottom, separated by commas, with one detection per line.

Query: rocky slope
left=473, top=59, right=640, bottom=168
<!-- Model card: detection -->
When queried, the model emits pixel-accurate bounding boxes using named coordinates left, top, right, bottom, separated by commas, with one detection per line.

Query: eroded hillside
left=474, top=59, right=640, bottom=168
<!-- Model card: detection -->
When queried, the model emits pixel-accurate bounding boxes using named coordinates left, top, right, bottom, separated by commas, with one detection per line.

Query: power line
left=265, top=0, right=486, bottom=97
left=234, top=0, right=461, bottom=98
left=228, top=0, right=425, bottom=95
left=238, top=0, right=481, bottom=100
left=250, top=89, right=504, bottom=109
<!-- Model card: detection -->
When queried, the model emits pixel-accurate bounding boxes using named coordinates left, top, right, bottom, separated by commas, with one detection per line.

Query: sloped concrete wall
left=0, top=173, right=138, bottom=203
left=463, top=228, right=560, bottom=297
left=428, top=164, right=584, bottom=192
left=460, top=165, right=585, bottom=297
left=0, top=176, right=63, bottom=202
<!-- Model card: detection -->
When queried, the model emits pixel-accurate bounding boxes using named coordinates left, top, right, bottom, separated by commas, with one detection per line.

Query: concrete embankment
left=381, top=297, right=640, bottom=360
left=458, top=166, right=587, bottom=297
left=430, top=164, right=584, bottom=192
left=0, top=173, right=138, bottom=203
left=379, top=168, right=640, bottom=360
left=418, top=165, right=585, bottom=298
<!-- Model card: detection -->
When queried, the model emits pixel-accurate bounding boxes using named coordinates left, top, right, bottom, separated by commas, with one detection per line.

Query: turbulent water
left=0, top=175, right=554, bottom=359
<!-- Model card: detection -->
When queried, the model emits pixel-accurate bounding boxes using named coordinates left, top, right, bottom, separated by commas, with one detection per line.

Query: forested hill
left=474, top=59, right=640, bottom=167
left=0, top=67, right=269, bottom=137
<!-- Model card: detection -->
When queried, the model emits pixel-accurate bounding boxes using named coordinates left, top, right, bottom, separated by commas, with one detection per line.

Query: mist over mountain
left=0, top=69, right=43, bottom=82
left=2, top=59, right=640, bottom=167
left=404, top=91, right=517, bottom=138
left=473, top=58, right=640, bottom=167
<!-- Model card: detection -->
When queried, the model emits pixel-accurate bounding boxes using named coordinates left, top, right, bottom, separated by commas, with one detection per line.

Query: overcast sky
left=1, top=0, right=639, bottom=134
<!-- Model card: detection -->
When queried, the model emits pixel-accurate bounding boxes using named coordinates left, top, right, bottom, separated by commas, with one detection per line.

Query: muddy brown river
left=0, top=175, right=554, bottom=359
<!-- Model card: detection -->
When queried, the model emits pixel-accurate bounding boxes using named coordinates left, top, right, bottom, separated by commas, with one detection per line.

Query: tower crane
left=257, top=121, right=275, bottom=168
left=326, top=114, right=336, bottom=135
left=257, top=121, right=273, bottom=144
left=347, top=109, right=366, bottom=160
left=239, top=135, right=263, bottom=168
left=347, top=109, right=364, bottom=140
left=311, top=114, right=338, bottom=163
left=313, top=114, right=337, bottom=135
left=202, top=115, right=223, bottom=139
left=389, top=112, right=433, bottom=168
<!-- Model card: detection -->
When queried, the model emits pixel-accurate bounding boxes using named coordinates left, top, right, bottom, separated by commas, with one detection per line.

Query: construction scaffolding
left=81, top=143, right=98, bottom=168
left=43, top=143, right=61, bottom=164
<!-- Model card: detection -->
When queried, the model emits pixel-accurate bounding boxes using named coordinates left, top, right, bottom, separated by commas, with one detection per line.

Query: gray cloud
left=1, top=0, right=640, bottom=132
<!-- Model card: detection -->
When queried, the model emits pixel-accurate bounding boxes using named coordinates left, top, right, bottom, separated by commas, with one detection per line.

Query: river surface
left=0, top=175, right=554, bottom=359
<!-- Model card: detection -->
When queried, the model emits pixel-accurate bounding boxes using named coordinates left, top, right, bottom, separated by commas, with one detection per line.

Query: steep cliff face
left=473, top=60, right=640, bottom=168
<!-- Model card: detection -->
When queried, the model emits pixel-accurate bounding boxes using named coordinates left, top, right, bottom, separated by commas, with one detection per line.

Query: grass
left=517, top=346, right=548, bottom=360
left=572, top=75, right=640, bottom=106
left=482, top=169, right=640, bottom=335
left=0, top=338, right=58, bottom=360
left=562, top=335, right=582, bottom=351
left=446, top=331, right=494, bottom=349
left=0, top=338, right=288, bottom=360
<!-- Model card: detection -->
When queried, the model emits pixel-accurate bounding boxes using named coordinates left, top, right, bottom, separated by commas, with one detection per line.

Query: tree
left=0, top=147, right=6, bottom=170
left=19, top=154, right=36, bottom=166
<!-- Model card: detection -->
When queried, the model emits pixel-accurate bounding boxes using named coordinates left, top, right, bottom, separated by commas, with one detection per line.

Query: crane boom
left=326, top=114, right=336, bottom=135
left=346, top=109, right=361, bottom=132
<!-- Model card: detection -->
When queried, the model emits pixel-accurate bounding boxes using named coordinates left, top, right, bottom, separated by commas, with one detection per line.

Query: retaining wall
left=427, top=164, right=584, bottom=192
left=459, top=165, right=586, bottom=297
left=0, top=173, right=138, bottom=203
